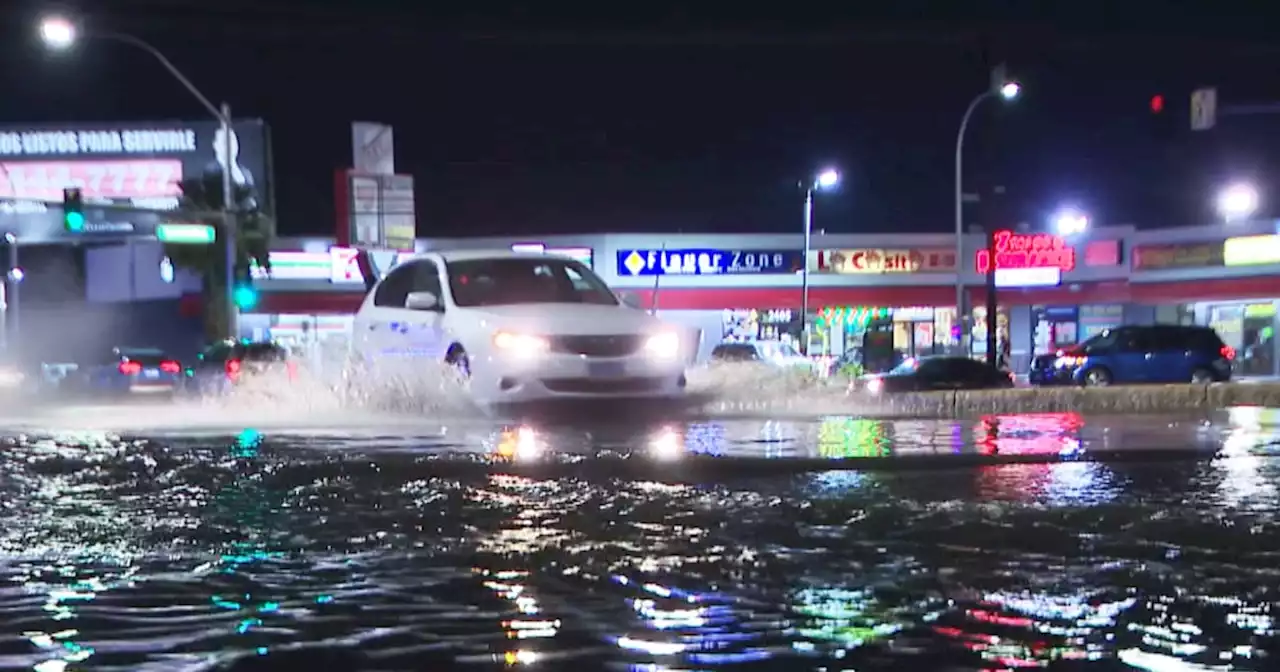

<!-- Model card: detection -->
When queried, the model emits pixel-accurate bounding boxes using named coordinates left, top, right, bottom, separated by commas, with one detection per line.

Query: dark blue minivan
left=1029, top=325, right=1234, bottom=387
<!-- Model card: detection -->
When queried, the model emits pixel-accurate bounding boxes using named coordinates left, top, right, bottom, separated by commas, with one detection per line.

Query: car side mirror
left=619, top=292, right=645, bottom=309
left=404, top=291, right=442, bottom=311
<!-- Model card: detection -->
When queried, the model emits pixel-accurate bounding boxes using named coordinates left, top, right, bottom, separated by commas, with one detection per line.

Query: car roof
left=430, top=249, right=577, bottom=263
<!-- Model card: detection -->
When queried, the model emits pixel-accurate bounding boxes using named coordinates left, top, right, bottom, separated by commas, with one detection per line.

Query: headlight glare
left=493, top=331, right=549, bottom=355
left=644, top=332, right=681, bottom=358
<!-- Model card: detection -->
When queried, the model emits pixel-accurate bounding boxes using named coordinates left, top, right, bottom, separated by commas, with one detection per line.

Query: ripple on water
left=0, top=417, right=1276, bottom=669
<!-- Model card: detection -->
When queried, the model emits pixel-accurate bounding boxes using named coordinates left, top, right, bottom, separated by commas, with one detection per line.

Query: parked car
left=852, top=355, right=1015, bottom=395
left=1028, top=325, right=1233, bottom=387
left=710, top=340, right=820, bottom=373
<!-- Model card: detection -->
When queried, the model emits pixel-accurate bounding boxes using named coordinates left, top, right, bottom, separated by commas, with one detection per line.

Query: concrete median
left=847, top=383, right=1280, bottom=417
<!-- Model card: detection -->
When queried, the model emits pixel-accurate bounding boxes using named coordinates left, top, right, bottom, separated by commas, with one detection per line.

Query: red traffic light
left=1150, top=94, right=1165, bottom=113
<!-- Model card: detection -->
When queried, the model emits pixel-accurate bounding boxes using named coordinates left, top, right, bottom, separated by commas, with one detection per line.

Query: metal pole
left=955, top=92, right=990, bottom=354
left=800, top=187, right=813, bottom=355
left=6, top=236, right=17, bottom=355
left=985, top=228, right=998, bottom=367
left=221, top=102, right=238, bottom=340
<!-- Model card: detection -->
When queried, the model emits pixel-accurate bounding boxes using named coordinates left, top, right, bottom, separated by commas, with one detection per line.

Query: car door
left=1110, top=328, right=1152, bottom=383
left=400, top=259, right=448, bottom=360
left=363, top=263, right=417, bottom=360
left=1145, top=327, right=1190, bottom=383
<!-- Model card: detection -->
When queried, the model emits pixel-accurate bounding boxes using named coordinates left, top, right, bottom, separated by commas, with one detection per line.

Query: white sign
left=1191, top=87, right=1217, bottom=131
left=0, top=129, right=197, bottom=156
left=995, top=267, right=1061, bottom=288
left=351, top=122, right=395, bottom=175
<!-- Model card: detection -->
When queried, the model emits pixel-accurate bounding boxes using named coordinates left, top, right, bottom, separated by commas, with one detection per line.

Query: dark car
left=188, top=340, right=295, bottom=395
left=854, top=355, right=1014, bottom=395
left=1028, top=325, right=1233, bottom=387
left=65, top=346, right=184, bottom=398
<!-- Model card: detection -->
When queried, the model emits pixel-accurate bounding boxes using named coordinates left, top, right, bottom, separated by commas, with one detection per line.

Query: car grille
left=541, top=377, right=668, bottom=394
left=549, top=335, right=645, bottom=357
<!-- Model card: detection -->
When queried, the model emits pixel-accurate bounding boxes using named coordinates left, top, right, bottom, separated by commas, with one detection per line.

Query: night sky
left=2, top=2, right=1278, bottom=238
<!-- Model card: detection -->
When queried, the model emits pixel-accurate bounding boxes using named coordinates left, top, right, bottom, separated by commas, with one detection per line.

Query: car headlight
left=0, top=369, right=24, bottom=387
left=865, top=377, right=883, bottom=394
left=644, top=332, right=681, bottom=358
left=493, top=331, right=549, bottom=356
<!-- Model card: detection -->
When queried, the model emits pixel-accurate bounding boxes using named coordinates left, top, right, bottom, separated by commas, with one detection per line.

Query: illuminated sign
left=995, top=267, right=1061, bottom=288
left=975, top=231, right=1075, bottom=273
left=328, top=246, right=416, bottom=283
left=816, top=248, right=956, bottom=274
left=1132, top=242, right=1224, bottom=270
left=1224, top=235, right=1280, bottom=266
left=616, top=249, right=801, bottom=276
left=511, top=243, right=594, bottom=268
left=1083, top=240, right=1123, bottom=267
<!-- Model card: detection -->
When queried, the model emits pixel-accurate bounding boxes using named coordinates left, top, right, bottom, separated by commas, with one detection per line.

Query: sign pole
left=985, top=228, right=998, bottom=367
left=800, top=187, right=813, bottom=355
left=5, top=235, right=16, bottom=356
left=221, top=102, right=238, bottom=340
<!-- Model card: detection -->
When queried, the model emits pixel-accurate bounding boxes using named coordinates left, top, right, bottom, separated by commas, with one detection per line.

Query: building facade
left=222, top=220, right=1280, bottom=375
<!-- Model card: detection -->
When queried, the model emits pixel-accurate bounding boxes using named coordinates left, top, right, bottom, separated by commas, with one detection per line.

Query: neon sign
left=975, top=230, right=1075, bottom=273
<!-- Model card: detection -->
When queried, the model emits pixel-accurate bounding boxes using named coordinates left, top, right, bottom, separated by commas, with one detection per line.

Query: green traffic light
left=233, top=285, right=258, bottom=310
left=65, top=211, right=85, bottom=231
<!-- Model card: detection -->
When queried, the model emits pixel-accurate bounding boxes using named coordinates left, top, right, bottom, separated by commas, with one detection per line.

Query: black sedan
left=852, top=356, right=1015, bottom=395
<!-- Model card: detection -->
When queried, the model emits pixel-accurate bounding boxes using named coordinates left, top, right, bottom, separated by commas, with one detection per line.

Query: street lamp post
left=39, top=15, right=240, bottom=340
left=954, top=68, right=1020, bottom=353
left=800, top=168, right=840, bottom=355
left=4, top=234, right=18, bottom=354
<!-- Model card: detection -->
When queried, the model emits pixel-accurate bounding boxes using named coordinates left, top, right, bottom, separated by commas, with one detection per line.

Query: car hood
left=466, top=303, right=674, bottom=336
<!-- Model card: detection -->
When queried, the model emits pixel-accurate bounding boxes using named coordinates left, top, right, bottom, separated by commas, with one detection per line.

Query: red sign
left=0, top=160, right=184, bottom=200
left=1083, top=240, right=1122, bottom=267
left=974, top=230, right=1076, bottom=273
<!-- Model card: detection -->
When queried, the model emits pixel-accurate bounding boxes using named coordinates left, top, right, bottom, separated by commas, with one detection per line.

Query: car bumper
left=472, top=352, right=688, bottom=403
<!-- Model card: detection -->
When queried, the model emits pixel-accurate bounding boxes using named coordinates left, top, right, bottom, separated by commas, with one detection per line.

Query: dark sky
left=2, top=1, right=1279, bottom=238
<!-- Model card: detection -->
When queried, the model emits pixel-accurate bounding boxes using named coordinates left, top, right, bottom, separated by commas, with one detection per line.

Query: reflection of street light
left=1053, top=209, right=1089, bottom=236
left=801, top=167, right=840, bottom=355
left=955, top=64, right=1021, bottom=351
left=1216, top=183, right=1259, bottom=222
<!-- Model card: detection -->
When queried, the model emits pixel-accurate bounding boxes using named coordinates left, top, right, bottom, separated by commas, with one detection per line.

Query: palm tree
left=163, top=173, right=273, bottom=341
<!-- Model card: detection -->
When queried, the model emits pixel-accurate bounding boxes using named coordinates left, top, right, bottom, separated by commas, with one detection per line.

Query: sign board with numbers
left=1191, top=87, right=1217, bottom=131
left=615, top=248, right=803, bottom=277
left=0, top=119, right=271, bottom=243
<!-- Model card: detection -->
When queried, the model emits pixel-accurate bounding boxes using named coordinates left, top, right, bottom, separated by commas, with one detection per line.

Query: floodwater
left=1, top=403, right=1278, bottom=670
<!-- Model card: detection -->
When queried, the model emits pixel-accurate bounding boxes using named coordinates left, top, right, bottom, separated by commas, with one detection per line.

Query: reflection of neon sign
left=975, top=231, right=1076, bottom=273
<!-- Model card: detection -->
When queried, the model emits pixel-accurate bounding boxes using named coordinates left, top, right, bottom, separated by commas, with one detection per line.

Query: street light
left=37, top=14, right=241, bottom=339
left=38, top=16, right=76, bottom=49
left=1053, top=208, right=1090, bottom=236
left=1216, top=183, right=1259, bottom=222
left=800, top=167, right=840, bottom=355
left=955, top=64, right=1020, bottom=352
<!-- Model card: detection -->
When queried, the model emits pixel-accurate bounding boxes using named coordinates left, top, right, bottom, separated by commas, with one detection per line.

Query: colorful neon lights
left=975, top=230, right=1076, bottom=273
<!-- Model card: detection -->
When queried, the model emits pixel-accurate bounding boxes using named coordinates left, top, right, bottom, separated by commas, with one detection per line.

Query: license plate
left=588, top=361, right=626, bottom=377
left=144, top=369, right=160, bottom=379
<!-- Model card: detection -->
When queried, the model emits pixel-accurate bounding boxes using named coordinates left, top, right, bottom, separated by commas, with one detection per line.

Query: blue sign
left=616, top=249, right=802, bottom=276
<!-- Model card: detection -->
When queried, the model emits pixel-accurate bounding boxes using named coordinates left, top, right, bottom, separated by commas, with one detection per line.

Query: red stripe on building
left=186, top=275, right=1280, bottom=316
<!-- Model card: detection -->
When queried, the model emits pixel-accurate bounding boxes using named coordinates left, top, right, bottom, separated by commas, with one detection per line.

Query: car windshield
left=446, top=257, right=617, bottom=308
left=888, top=357, right=920, bottom=375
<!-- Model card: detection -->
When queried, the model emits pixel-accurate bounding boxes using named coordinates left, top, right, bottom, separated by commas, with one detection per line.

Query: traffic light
left=1150, top=94, right=1165, bottom=114
left=62, top=187, right=84, bottom=232
left=233, top=284, right=258, bottom=310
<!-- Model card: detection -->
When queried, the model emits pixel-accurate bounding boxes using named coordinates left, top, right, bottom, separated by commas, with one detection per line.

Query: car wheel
left=1191, top=367, right=1215, bottom=384
left=445, top=346, right=471, bottom=379
left=1083, top=368, right=1112, bottom=387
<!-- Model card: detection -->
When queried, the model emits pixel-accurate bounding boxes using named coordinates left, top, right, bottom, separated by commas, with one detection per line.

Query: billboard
left=334, top=170, right=417, bottom=252
left=0, top=120, right=270, bottom=244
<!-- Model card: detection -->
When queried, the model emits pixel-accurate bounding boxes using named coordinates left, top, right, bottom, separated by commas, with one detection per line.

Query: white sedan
left=350, top=249, right=694, bottom=404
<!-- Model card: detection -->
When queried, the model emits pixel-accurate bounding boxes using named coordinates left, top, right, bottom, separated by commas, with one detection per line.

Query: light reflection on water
left=0, top=410, right=1277, bottom=669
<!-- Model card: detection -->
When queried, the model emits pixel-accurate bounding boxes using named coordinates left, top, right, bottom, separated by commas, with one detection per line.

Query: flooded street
left=0, top=407, right=1278, bottom=669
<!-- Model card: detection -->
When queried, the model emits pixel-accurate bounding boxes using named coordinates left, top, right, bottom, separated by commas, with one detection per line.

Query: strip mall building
left=237, top=220, right=1280, bottom=375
